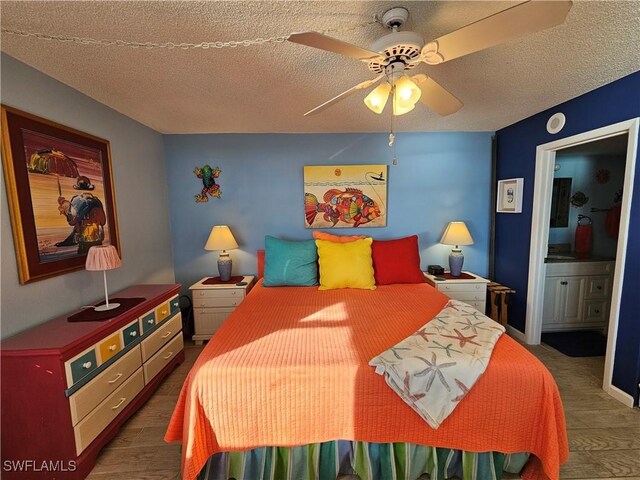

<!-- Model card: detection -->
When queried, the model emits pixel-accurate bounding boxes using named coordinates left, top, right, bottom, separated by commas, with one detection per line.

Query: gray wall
left=1, top=54, right=175, bottom=339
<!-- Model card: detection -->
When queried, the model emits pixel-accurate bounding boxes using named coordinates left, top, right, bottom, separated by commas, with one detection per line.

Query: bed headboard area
left=257, top=249, right=265, bottom=279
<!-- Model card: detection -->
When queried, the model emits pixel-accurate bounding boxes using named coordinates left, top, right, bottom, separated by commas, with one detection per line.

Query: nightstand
left=189, top=276, right=255, bottom=345
left=424, top=271, right=489, bottom=313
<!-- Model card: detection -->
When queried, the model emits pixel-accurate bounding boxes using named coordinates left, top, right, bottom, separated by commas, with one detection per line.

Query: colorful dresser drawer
left=68, top=346, right=143, bottom=426
left=141, top=313, right=182, bottom=362
left=155, top=301, right=171, bottom=325
left=143, top=333, right=184, bottom=384
left=73, top=368, right=144, bottom=455
left=122, top=319, right=140, bottom=347
left=140, top=309, right=157, bottom=334
left=98, top=332, right=123, bottom=363
left=169, top=294, right=180, bottom=317
left=66, top=348, right=98, bottom=388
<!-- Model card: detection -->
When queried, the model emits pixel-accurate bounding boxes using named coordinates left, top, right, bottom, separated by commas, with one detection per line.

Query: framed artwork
left=304, top=165, right=387, bottom=228
left=1, top=105, right=120, bottom=284
left=496, top=177, right=524, bottom=213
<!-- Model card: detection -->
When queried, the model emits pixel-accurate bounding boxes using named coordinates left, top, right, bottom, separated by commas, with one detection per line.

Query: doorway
left=525, top=118, right=639, bottom=407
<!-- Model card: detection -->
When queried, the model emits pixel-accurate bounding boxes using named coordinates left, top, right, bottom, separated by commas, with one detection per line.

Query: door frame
left=525, top=118, right=639, bottom=407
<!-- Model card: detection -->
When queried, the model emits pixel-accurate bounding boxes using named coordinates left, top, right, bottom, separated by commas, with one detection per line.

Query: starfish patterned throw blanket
left=369, top=299, right=505, bottom=429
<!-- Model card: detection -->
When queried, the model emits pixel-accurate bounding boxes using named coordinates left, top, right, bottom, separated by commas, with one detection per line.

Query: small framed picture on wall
left=497, top=178, right=524, bottom=213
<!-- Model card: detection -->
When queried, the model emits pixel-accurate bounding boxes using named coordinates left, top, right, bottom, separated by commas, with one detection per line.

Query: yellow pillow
left=316, top=238, right=376, bottom=290
left=312, top=230, right=367, bottom=243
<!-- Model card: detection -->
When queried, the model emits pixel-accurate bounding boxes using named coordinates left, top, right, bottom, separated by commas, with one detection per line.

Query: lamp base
left=448, top=248, right=464, bottom=277
left=218, top=252, right=232, bottom=282
left=94, top=302, right=121, bottom=312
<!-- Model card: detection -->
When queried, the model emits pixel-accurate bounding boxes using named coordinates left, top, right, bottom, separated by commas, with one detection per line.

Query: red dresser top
left=1, top=284, right=180, bottom=354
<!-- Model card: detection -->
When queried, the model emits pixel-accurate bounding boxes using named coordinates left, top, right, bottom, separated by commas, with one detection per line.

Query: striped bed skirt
left=198, top=441, right=530, bottom=480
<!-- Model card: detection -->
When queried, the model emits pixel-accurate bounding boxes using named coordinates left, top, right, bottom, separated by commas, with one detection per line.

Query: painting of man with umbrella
left=1, top=106, right=119, bottom=284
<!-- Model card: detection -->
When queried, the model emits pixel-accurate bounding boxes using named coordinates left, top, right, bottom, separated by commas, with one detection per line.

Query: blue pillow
left=263, top=236, right=318, bottom=286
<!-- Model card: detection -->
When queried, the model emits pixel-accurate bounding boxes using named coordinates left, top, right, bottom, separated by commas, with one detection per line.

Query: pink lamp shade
left=85, top=245, right=122, bottom=271
left=85, top=245, right=122, bottom=311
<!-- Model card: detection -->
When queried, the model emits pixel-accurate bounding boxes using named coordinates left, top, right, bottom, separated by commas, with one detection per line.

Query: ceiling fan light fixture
left=364, top=82, right=391, bottom=114
left=394, top=75, right=421, bottom=108
left=392, top=99, right=415, bottom=116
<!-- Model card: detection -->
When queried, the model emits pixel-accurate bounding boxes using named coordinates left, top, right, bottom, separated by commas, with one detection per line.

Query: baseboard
left=605, top=384, right=636, bottom=408
left=506, top=324, right=526, bottom=342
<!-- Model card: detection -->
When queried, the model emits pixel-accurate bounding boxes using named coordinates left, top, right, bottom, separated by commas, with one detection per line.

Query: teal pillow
left=263, top=236, right=318, bottom=286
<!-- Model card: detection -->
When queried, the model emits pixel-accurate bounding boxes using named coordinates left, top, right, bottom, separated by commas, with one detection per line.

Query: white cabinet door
left=542, top=276, right=563, bottom=326
left=560, top=276, right=586, bottom=324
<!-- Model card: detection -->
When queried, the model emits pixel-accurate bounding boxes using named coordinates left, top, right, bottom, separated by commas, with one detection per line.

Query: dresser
left=424, top=271, right=489, bottom=313
left=0, top=284, right=184, bottom=480
left=190, top=276, right=255, bottom=344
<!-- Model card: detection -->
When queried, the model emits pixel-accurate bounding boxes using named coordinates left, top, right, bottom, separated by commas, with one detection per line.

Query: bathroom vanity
left=542, top=256, right=614, bottom=332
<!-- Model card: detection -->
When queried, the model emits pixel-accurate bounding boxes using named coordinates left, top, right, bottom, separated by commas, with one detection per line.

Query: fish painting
left=305, top=188, right=381, bottom=227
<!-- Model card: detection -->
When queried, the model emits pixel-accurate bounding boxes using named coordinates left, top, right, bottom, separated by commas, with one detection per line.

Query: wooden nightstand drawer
left=194, top=295, right=242, bottom=308
left=69, top=346, right=142, bottom=426
left=143, top=333, right=184, bottom=384
left=438, top=283, right=486, bottom=293
left=463, top=300, right=486, bottom=311
left=447, top=291, right=486, bottom=302
left=73, top=368, right=144, bottom=455
left=194, top=308, right=235, bottom=335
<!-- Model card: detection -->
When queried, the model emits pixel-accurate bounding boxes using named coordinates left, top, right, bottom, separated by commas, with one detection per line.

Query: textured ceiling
left=1, top=1, right=638, bottom=134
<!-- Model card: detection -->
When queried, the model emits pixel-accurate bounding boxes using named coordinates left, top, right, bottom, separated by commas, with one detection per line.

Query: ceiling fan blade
left=289, top=31, right=385, bottom=63
left=422, top=1, right=572, bottom=64
left=412, top=74, right=463, bottom=116
left=304, top=76, right=384, bottom=116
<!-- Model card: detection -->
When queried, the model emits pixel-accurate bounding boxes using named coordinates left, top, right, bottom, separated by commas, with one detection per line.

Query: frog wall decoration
left=193, top=165, right=222, bottom=203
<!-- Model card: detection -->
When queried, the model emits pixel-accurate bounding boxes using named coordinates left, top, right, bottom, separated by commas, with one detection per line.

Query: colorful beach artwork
left=2, top=106, right=119, bottom=283
left=304, top=165, right=387, bottom=228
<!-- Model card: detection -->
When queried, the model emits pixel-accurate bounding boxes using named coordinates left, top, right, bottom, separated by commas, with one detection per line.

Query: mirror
left=550, top=178, right=572, bottom=227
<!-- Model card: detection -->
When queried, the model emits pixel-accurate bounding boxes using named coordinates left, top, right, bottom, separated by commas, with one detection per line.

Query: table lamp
left=85, top=245, right=122, bottom=311
left=205, top=225, right=238, bottom=281
left=440, top=221, right=474, bottom=277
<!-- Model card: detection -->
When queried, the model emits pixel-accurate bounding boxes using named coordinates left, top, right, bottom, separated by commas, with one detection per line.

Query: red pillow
left=371, top=235, right=425, bottom=285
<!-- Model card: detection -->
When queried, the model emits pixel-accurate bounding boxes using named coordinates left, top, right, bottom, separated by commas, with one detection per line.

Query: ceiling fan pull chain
left=0, top=19, right=376, bottom=51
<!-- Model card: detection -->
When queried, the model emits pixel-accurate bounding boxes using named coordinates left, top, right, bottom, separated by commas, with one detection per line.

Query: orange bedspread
left=166, top=281, right=568, bottom=480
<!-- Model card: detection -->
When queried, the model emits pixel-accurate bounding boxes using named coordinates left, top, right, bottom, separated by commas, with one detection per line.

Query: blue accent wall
left=495, top=71, right=640, bottom=402
left=164, top=132, right=492, bottom=293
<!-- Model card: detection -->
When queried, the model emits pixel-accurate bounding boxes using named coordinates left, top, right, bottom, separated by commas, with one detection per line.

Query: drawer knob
left=147, top=319, right=154, bottom=324
left=129, top=331, right=137, bottom=337
left=200, top=303, right=206, bottom=307
left=108, top=344, right=117, bottom=351
left=595, top=309, right=600, bottom=314
left=82, top=361, right=93, bottom=369
left=161, top=310, right=167, bottom=315
left=231, top=291, right=237, bottom=295
left=111, top=397, right=126, bottom=410
left=162, top=351, right=174, bottom=360
left=161, top=331, right=172, bottom=339
left=173, top=301, right=179, bottom=307
left=108, top=372, right=123, bottom=384
left=597, top=286, right=603, bottom=290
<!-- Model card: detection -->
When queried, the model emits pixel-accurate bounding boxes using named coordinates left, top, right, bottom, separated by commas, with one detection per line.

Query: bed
left=165, top=271, right=568, bottom=480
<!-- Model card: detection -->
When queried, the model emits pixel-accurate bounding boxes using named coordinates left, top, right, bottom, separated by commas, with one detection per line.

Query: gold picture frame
left=1, top=105, right=120, bottom=284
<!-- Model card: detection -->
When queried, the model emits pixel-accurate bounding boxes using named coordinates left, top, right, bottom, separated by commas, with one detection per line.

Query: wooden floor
left=86, top=338, right=640, bottom=480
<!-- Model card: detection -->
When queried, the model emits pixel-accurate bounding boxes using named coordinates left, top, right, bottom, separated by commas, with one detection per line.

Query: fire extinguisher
left=575, top=214, right=592, bottom=255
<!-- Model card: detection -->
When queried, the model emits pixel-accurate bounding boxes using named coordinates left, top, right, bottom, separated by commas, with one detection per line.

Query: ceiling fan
left=288, top=1, right=572, bottom=117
